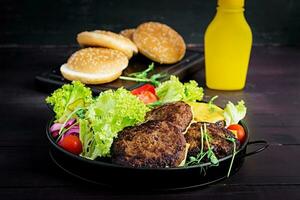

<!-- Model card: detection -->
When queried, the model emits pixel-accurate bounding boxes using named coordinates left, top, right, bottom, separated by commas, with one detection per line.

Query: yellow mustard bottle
left=205, top=0, right=252, bottom=90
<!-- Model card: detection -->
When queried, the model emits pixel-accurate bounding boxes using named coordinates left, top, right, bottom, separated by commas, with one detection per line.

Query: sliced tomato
left=59, top=135, right=83, bottom=155
left=135, top=91, right=158, bottom=104
left=227, top=124, right=246, bottom=143
left=131, top=84, right=158, bottom=104
left=131, top=84, right=156, bottom=96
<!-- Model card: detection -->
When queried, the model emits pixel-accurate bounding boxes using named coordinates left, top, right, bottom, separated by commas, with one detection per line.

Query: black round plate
left=49, top=148, right=245, bottom=191
left=46, top=119, right=257, bottom=191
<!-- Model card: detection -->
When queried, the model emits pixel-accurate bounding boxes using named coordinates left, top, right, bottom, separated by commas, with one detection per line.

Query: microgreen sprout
left=185, top=123, right=219, bottom=167
left=204, top=124, right=219, bottom=166
left=226, top=137, right=237, bottom=177
left=119, top=63, right=169, bottom=86
left=128, top=62, right=154, bottom=79
left=185, top=123, right=239, bottom=178
left=208, top=95, right=218, bottom=112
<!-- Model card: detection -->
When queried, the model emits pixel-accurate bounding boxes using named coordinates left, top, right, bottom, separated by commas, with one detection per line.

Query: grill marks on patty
left=185, top=122, right=239, bottom=159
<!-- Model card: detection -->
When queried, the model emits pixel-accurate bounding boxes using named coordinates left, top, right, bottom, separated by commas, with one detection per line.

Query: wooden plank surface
left=1, top=0, right=300, bottom=45
left=0, top=46, right=300, bottom=199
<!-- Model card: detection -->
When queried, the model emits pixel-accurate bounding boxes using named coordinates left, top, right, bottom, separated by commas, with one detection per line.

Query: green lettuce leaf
left=156, top=76, right=204, bottom=103
left=223, top=100, right=247, bottom=126
left=79, top=119, right=94, bottom=158
left=85, top=88, right=149, bottom=159
left=46, top=81, right=93, bottom=123
left=183, top=80, right=204, bottom=102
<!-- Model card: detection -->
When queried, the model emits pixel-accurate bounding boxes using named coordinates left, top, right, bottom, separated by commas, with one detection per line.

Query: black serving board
left=35, top=49, right=204, bottom=94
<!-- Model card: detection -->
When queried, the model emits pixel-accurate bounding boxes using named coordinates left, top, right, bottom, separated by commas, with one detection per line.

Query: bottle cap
left=218, top=0, right=244, bottom=9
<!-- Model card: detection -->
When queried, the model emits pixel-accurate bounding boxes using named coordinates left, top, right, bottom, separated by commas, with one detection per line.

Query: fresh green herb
left=203, top=124, right=219, bottom=166
left=76, top=109, right=86, bottom=119
left=119, top=73, right=168, bottom=86
left=226, top=137, right=237, bottom=177
left=200, top=125, right=204, bottom=154
left=148, top=73, right=169, bottom=86
left=185, top=123, right=219, bottom=167
left=185, top=123, right=238, bottom=177
left=128, top=62, right=154, bottom=79
left=208, top=95, right=218, bottom=112
left=207, top=149, right=219, bottom=166
left=119, top=63, right=169, bottom=86
left=185, top=124, right=206, bottom=166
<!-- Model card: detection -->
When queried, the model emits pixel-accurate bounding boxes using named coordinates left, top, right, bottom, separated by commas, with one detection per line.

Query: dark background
left=1, top=0, right=300, bottom=46
left=1, top=0, right=300, bottom=199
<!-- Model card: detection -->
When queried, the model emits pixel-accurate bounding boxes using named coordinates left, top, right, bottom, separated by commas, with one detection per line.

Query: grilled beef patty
left=112, top=120, right=187, bottom=168
left=185, top=122, right=239, bottom=158
left=215, top=120, right=226, bottom=128
left=145, top=101, right=193, bottom=132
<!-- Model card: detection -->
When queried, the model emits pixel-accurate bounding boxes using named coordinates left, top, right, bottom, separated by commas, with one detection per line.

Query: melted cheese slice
left=188, top=102, right=225, bottom=123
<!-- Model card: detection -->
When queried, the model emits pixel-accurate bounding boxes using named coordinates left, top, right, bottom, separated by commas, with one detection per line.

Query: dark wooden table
left=1, top=45, right=300, bottom=199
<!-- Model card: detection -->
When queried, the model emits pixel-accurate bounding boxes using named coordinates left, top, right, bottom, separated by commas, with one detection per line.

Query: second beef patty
left=185, top=122, right=239, bottom=158
left=145, top=101, right=193, bottom=132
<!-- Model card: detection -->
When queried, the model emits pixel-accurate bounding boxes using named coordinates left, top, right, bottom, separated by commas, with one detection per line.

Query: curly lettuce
left=46, top=81, right=93, bottom=123
left=79, top=119, right=94, bottom=158
left=85, top=88, right=149, bottom=159
left=224, top=100, right=247, bottom=126
left=156, top=76, right=204, bottom=103
left=183, top=79, right=204, bottom=102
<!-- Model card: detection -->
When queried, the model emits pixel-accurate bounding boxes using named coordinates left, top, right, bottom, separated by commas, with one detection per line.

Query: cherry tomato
left=227, top=124, right=246, bottom=143
left=59, top=135, right=82, bottom=155
left=131, top=84, right=158, bottom=104
left=136, top=91, right=158, bottom=104
left=131, top=84, right=156, bottom=96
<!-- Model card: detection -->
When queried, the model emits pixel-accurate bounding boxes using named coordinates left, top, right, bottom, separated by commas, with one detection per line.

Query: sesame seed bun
left=60, top=48, right=128, bottom=84
left=120, top=28, right=136, bottom=41
left=77, top=30, right=138, bottom=59
left=133, top=22, right=186, bottom=64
